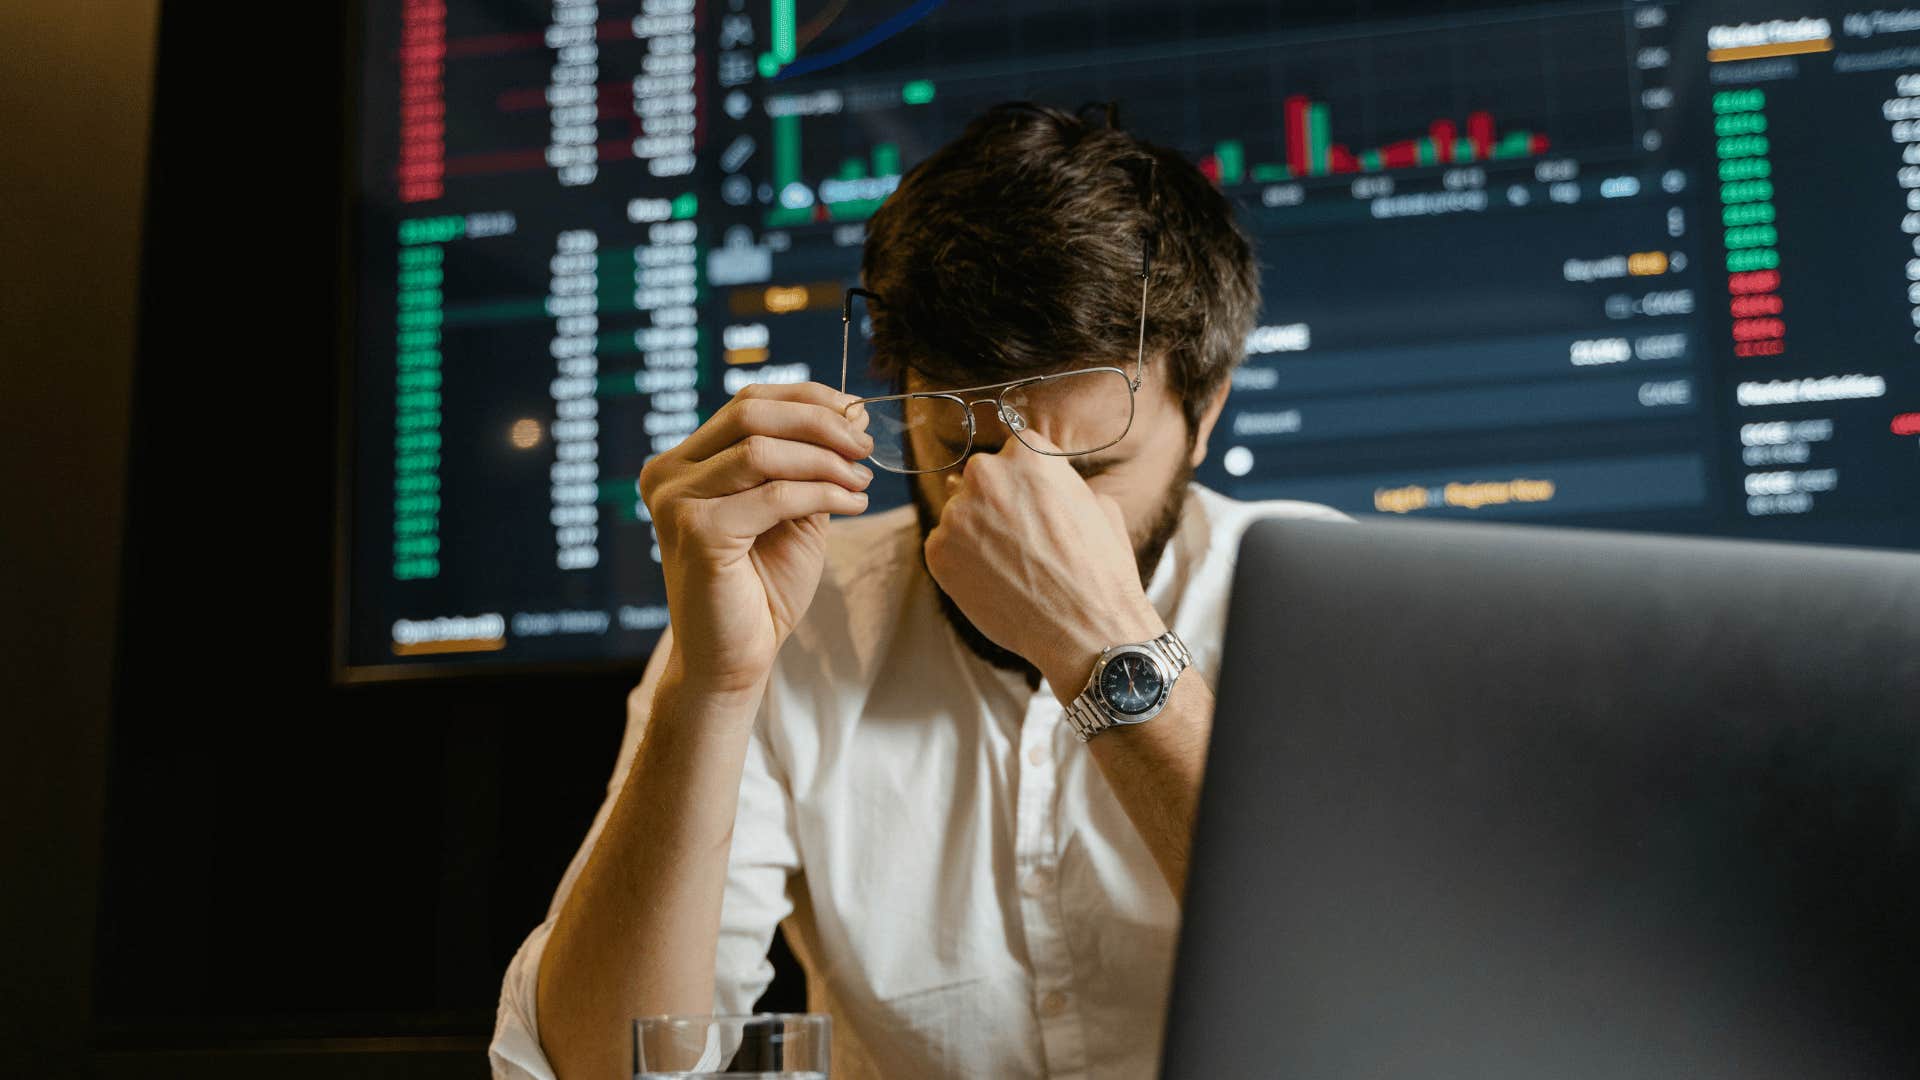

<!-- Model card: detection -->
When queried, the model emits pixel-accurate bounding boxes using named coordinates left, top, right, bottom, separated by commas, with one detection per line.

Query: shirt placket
left=1013, top=684, right=1087, bottom=1077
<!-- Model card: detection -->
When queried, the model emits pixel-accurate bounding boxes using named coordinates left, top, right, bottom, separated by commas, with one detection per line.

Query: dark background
left=1, top=5, right=793, bottom=1075
left=2, top=2, right=157, bottom=1074
left=5, top=2, right=1915, bottom=1076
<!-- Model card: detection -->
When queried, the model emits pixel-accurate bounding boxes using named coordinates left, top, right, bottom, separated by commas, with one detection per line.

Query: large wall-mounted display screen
left=344, top=0, right=1920, bottom=675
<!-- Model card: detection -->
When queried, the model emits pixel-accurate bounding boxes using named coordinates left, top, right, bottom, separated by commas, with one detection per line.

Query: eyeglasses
left=838, top=253, right=1153, bottom=476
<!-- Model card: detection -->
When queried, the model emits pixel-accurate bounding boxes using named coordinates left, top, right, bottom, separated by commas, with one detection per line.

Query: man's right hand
left=640, top=381, right=874, bottom=701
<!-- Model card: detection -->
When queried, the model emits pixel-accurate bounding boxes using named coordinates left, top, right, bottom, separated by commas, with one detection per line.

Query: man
left=491, top=103, right=1343, bottom=1079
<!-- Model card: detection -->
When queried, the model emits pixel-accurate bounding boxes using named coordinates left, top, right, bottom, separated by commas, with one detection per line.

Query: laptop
left=1162, top=518, right=1920, bottom=1078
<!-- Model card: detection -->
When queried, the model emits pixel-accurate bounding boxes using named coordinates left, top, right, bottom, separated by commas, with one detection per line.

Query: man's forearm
left=1079, top=675, right=1214, bottom=899
left=1033, top=603, right=1215, bottom=901
left=535, top=662, right=763, bottom=1080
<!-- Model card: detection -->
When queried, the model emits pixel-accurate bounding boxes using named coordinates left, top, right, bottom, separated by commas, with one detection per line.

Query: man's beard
left=911, top=459, right=1195, bottom=684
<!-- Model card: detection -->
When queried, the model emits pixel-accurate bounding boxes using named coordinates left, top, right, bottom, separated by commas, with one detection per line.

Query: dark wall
left=0, top=2, right=158, bottom=1074
left=5, top=8, right=799, bottom=1076
left=86, top=6, right=640, bottom=1074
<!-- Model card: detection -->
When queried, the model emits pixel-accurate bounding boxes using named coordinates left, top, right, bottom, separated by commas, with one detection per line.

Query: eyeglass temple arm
left=841, top=288, right=884, bottom=395
left=1133, top=229, right=1156, bottom=390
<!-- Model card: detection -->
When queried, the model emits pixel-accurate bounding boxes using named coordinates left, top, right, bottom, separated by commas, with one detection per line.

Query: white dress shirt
left=491, top=485, right=1346, bottom=1079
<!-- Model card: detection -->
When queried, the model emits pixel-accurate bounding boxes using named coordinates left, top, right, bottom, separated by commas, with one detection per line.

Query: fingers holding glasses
left=643, top=383, right=875, bottom=525
left=686, top=436, right=874, bottom=499
left=704, top=479, right=872, bottom=540
left=671, top=382, right=873, bottom=465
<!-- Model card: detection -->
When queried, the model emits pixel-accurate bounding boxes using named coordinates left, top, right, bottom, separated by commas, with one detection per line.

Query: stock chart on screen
left=345, top=0, right=1920, bottom=675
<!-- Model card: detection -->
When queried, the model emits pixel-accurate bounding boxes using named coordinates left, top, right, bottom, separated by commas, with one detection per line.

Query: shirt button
left=1026, top=744, right=1048, bottom=767
left=1021, top=869, right=1050, bottom=897
left=1039, top=990, right=1069, bottom=1018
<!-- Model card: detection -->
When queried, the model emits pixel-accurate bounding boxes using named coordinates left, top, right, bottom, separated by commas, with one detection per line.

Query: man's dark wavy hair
left=860, top=101, right=1260, bottom=432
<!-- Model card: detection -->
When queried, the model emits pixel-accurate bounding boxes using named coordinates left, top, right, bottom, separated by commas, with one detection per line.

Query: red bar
left=497, top=80, right=630, bottom=113
left=1892, top=412, right=1920, bottom=436
left=1528, top=133, right=1551, bottom=154
left=1734, top=339, right=1786, bottom=357
left=1329, top=145, right=1357, bottom=173
left=444, top=31, right=545, bottom=58
left=1430, top=119, right=1456, bottom=163
left=1285, top=95, right=1311, bottom=177
left=1468, top=110, right=1494, bottom=161
left=443, top=147, right=548, bottom=176
left=1380, top=140, right=1419, bottom=169
left=1732, top=317, right=1787, bottom=342
left=1728, top=270, right=1781, bottom=294
left=1197, top=154, right=1222, bottom=184
left=1730, top=293, right=1784, bottom=317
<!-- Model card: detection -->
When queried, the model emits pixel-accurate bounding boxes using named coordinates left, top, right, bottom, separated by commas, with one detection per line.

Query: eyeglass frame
left=838, top=246, right=1154, bottom=475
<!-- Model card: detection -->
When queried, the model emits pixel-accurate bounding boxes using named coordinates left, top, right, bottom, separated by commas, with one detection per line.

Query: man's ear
left=1188, top=378, right=1232, bottom=468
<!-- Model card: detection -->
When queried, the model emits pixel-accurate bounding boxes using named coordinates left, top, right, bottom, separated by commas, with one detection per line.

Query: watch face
left=1099, top=651, right=1165, bottom=716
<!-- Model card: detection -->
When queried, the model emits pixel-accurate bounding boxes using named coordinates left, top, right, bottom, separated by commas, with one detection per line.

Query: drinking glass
left=632, top=1013, right=830, bottom=1078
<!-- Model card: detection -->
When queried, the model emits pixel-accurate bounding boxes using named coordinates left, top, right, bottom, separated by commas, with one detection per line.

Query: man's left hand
left=923, top=434, right=1167, bottom=702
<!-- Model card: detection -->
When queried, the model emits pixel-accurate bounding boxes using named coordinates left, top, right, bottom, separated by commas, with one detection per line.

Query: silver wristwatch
left=1064, top=629, right=1192, bottom=742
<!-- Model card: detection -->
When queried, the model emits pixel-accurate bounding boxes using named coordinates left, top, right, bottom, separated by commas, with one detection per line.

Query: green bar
left=1492, top=131, right=1530, bottom=159
left=757, top=52, right=779, bottom=78
left=1214, top=140, right=1245, bottom=185
left=826, top=197, right=889, bottom=221
left=596, top=331, right=642, bottom=356
left=441, top=298, right=550, bottom=326
left=399, top=215, right=464, bottom=245
left=764, top=205, right=814, bottom=228
left=901, top=79, right=936, bottom=105
left=838, top=158, right=866, bottom=180
left=771, top=0, right=796, bottom=64
left=597, top=477, right=641, bottom=503
left=1455, top=137, right=1476, bottom=162
left=1308, top=104, right=1330, bottom=176
left=872, top=142, right=900, bottom=177
left=1250, top=163, right=1291, bottom=182
left=1360, top=150, right=1382, bottom=171
left=773, top=113, right=800, bottom=191
left=1416, top=137, right=1437, bottom=167
left=595, top=373, right=642, bottom=397
left=396, top=369, right=442, bottom=391
left=1712, top=88, right=1765, bottom=114
left=671, top=192, right=698, bottom=219
left=392, top=558, right=440, bottom=580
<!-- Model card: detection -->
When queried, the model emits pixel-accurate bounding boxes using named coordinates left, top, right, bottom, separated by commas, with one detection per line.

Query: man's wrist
left=1037, top=599, right=1168, bottom=707
left=657, top=648, right=769, bottom=731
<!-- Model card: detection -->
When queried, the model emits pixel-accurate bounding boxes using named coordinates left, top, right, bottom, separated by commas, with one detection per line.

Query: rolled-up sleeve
left=490, top=626, right=803, bottom=1078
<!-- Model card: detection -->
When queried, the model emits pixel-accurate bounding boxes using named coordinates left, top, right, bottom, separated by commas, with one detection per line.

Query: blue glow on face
left=1100, top=653, right=1163, bottom=715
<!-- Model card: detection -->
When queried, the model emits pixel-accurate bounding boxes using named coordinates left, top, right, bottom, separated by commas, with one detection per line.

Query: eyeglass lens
left=862, top=368, right=1135, bottom=474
